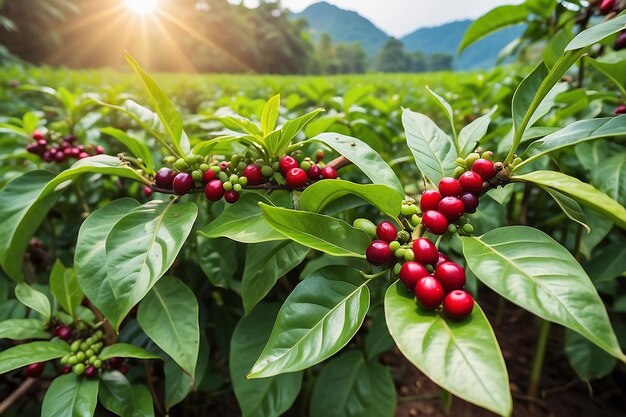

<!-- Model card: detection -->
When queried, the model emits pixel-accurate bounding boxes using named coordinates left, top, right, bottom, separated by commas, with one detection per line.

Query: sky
left=236, top=0, right=524, bottom=37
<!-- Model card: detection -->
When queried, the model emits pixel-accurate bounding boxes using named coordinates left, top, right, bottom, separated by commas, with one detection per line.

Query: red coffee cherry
left=438, top=177, right=461, bottom=197
left=600, top=0, right=616, bottom=14
left=155, top=168, right=176, bottom=189
left=279, top=156, right=299, bottom=173
left=224, top=190, right=240, bottom=204
left=436, top=251, right=450, bottom=266
left=143, top=186, right=153, bottom=197
left=459, top=192, right=479, bottom=213
left=366, top=240, right=393, bottom=266
left=203, top=169, right=216, bottom=182
left=205, top=179, right=225, bottom=201
left=399, top=262, right=429, bottom=291
left=420, top=190, right=442, bottom=212
left=25, top=362, right=46, bottom=378
left=242, top=164, right=264, bottom=185
left=84, top=365, right=98, bottom=379
left=55, top=326, right=72, bottom=341
left=173, top=172, right=194, bottom=195
left=415, top=276, right=445, bottom=310
left=61, top=365, right=72, bottom=374
left=459, top=171, right=484, bottom=194
left=615, top=31, right=626, bottom=51
left=285, top=168, right=308, bottom=188
left=471, top=159, right=496, bottom=180
left=32, top=131, right=44, bottom=140
left=320, top=166, right=338, bottom=179
left=443, top=290, right=474, bottom=320
left=107, top=357, right=123, bottom=369
left=438, top=197, right=465, bottom=221
left=376, top=221, right=397, bottom=243
left=434, top=261, right=466, bottom=293
left=615, top=104, right=626, bottom=115
left=422, top=211, right=449, bottom=235
left=411, top=238, right=438, bottom=266
left=307, top=164, right=321, bottom=180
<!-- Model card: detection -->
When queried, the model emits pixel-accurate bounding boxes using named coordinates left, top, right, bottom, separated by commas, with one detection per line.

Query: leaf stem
left=0, top=377, right=36, bottom=414
left=144, top=361, right=166, bottom=416
left=528, top=319, right=551, bottom=397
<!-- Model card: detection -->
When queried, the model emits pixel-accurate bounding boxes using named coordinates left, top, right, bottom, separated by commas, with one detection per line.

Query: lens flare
left=124, top=0, right=157, bottom=15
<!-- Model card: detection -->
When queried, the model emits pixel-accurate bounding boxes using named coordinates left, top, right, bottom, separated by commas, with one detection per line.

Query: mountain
left=401, top=20, right=525, bottom=70
left=294, top=1, right=389, bottom=56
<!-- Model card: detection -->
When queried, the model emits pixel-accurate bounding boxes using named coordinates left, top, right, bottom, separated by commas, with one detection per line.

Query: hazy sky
left=236, top=0, right=524, bottom=37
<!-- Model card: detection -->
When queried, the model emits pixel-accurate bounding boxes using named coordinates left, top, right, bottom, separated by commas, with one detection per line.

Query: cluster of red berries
left=363, top=220, right=474, bottom=320
left=598, top=0, right=626, bottom=50
left=26, top=131, right=104, bottom=163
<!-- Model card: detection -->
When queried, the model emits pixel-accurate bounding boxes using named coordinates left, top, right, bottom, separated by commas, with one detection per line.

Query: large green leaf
left=261, top=94, right=280, bottom=137
left=138, top=278, right=199, bottom=379
left=462, top=226, right=625, bottom=361
left=458, top=107, right=497, bottom=157
left=589, top=51, right=626, bottom=97
left=540, top=187, right=589, bottom=232
left=230, top=304, right=302, bottom=417
left=0, top=341, right=69, bottom=374
left=512, top=171, right=626, bottom=230
left=15, top=282, right=51, bottom=321
left=259, top=204, right=370, bottom=258
left=592, top=153, right=626, bottom=206
left=309, top=132, right=404, bottom=197
left=272, top=108, right=323, bottom=155
left=426, top=86, right=456, bottom=142
left=310, top=351, right=395, bottom=417
left=566, top=12, right=626, bottom=51
left=458, top=4, right=528, bottom=52
left=402, top=108, right=456, bottom=185
left=99, top=343, right=161, bottom=361
left=248, top=266, right=370, bottom=378
left=50, top=260, right=82, bottom=318
left=75, top=198, right=140, bottom=329
left=104, top=200, right=198, bottom=329
left=99, top=371, right=154, bottom=417
left=242, top=241, right=309, bottom=315
left=564, top=329, right=616, bottom=380
left=41, top=374, right=99, bottom=417
left=100, top=127, right=154, bottom=173
left=385, top=282, right=511, bottom=416
left=0, top=318, right=49, bottom=340
left=299, top=180, right=402, bottom=218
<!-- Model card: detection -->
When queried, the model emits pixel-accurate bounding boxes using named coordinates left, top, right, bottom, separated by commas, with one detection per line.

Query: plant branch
left=0, top=378, right=37, bottom=414
left=144, top=361, right=166, bottom=416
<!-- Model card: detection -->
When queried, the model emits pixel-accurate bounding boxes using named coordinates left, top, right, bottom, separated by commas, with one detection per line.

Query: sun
left=124, top=0, right=158, bottom=15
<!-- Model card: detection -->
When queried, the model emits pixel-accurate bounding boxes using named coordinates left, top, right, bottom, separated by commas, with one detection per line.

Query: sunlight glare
left=124, top=0, right=158, bottom=15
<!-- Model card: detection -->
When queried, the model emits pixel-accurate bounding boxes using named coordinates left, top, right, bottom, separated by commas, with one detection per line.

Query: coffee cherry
left=443, top=290, right=474, bottom=320
left=172, top=172, right=194, bottom=195
left=25, top=362, right=45, bottom=378
left=438, top=197, right=465, bottom=221
left=32, top=131, right=44, bottom=140
left=285, top=168, right=308, bottom=188
left=438, top=177, right=461, bottom=197
left=320, top=166, right=337, bottom=179
left=419, top=190, right=442, bottom=212
left=205, top=180, right=225, bottom=201
left=242, top=164, right=264, bottom=185
left=84, top=365, right=98, bottom=379
left=73, top=363, right=86, bottom=375
left=600, top=0, right=616, bottom=14
left=353, top=218, right=377, bottom=237
left=411, top=238, right=439, bottom=266
left=459, top=192, right=479, bottom=213
left=422, top=211, right=449, bottom=235
left=143, top=186, right=153, bottom=197
left=224, top=190, right=240, bottom=204
left=315, top=149, right=325, bottom=161
left=614, top=104, right=626, bottom=115
left=465, top=152, right=480, bottom=167
left=615, top=31, right=626, bottom=51
left=279, top=156, right=299, bottom=173
left=415, top=276, right=445, bottom=310
left=399, top=262, right=429, bottom=291
left=366, top=240, right=393, bottom=266
left=376, top=221, right=397, bottom=243
left=61, top=365, right=72, bottom=374
left=434, top=262, right=466, bottom=293
left=459, top=171, right=484, bottom=194
left=306, top=164, right=321, bottom=180
left=155, top=168, right=176, bottom=189
left=471, top=159, right=496, bottom=180
left=56, top=326, right=72, bottom=341
left=436, top=252, right=450, bottom=266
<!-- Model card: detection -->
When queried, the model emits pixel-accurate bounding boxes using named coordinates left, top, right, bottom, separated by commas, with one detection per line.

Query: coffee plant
left=1, top=9, right=626, bottom=417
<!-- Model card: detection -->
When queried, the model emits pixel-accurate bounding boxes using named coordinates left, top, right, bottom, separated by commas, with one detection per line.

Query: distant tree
left=375, top=38, right=410, bottom=72
left=408, top=51, right=428, bottom=73
left=429, top=53, right=453, bottom=71
left=336, top=43, right=367, bottom=74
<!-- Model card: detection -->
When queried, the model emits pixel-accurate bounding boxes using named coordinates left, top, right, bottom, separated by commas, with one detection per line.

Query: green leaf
left=41, top=374, right=99, bottom=417
left=259, top=204, right=370, bottom=258
left=273, top=108, right=323, bottom=155
left=248, top=266, right=370, bottom=378
left=564, top=329, right=616, bottom=380
left=540, top=187, right=589, bottom=232
left=310, top=351, right=395, bottom=417
left=589, top=51, right=626, bottom=97
left=458, top=107, right=497, bottom=157
left=242, top=241, right=309, bottom=315
left=426, top=86, right=456, bottom=142
left=75, top=198, right=140, bottom=330
left=0, top=341, right=69, bottom=374
left=458, top=5, right=527, bottom=52
left=461, top=226, right=625, bottom=361
left=0, top=171, right=61, bottom=281
left=566, top=12, right=626, bottom=51
left=15, top=283, right=51, bottom=321
left=99, top=371, right=154, bottom=417
left=385, top=282, right=511, bottom=416
left=138, top=278, right=199, bottom=379
left=230, top=304, right=302, bottom=417
left=261, top=94, right=280, bottom=136
left=309, top=132, right=404, bottom=197
left=543, top=29, right=574, bottom=69
left=593, top=153, right=626, bottom=206
left=0, top=318, right=49, bottom=340
left=100, top=127, right=154, bottom=173
left=99, top=343, right=161, bottom=361
left=299, top=180, right=402, bottom=218
left=512, top=171, right=626, bottom=231
left=586, top=242, right=626, bottom=283
left=104, top=200, right=198, bottom=330
left=402, top=108, right=456, bottom=185
left=218, top=115, right=262, bottom=136
left=125, top=52, right=189, bottom=155
left=50, top=260, right=82, bottom=318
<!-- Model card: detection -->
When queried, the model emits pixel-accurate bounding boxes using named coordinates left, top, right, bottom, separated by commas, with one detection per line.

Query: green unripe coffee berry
left=196, top=155, right=204, bottom=164
left=233, top=183, right=243, bottom=192
left=411, top=214, right=421, bottom=227
left=231, top=154, right=241, bottom=166
left=164, top=156, right=176, bottom=164
left=393, top=263, right=402, bottom=276
left=229, top=174, right=239, bottom=183
left=394, top=248, right=406, bottom=258
left=227, top=162, right=234, bottom=171
left=262, top=165, right=274, bottom=177
left=200, top=163, right=210, bottom=172
left=210, top=166, right=221, bottom=174
left=452, top=166, right=466, bottom=179
left=76, top=352, right=86, bottom=362
left=352, top=218, right=377, bottom=238
left=404, top=249, right=415, bottom=262
left=60, top=354, right=70, bottom=365
left=400, top=205, right=414, bottom=216
left=482, top=151, right=494, bottom=160
left=272, top=162, right=280, bottom=171
left=85, top=337, right=95, bottom=346
left=389, top=241, right=401, bottom=252
left=192, top=170, right=203, bottom=181
left=448, top=224, right=458, bottom=234
left=174, top=158, right=188, bottom=171
left=462, top=224, right=474, bottom=234
left=223, top=181, right=233, bottom=191
left=85, top=349, right=95, bottom=358
left=94, top=359, right=103, bottom=369
left=73, top=363, right=85, bottom=375
left=455, top=157, right=466, bottom=166
left=184, top=154, right=197, bottom=165
left=68, top=355, right=79, bottom=365
left=136, top=158, right=144, bottom=165
left=88, top=356, right=97, bottom=365
left=458, top=216, right=469, bottom=225
left=218, top=172, right=229, bottom=182
left=237, top=162, right=247, bottom=172
left=512, top=157, right=523, bottom=167
left=465, top=152, right=480, bottom=167
left=80, top=342, right=89, bottom=351
left=91, top=343, right=102, bottom=353
left=426, top=264, right=435, bottom=273
left=238, top=176, right=248, bottom=186
left=410, top=205, right=420, bottom=215
left=70, top=341, right=80, bottom=353
left=300, top=161, right=311, bottom=171
left=396, top=230, right=410, bottom=243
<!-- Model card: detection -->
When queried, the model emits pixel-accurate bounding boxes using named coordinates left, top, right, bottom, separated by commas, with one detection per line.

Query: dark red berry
left=26, top=143, right=40, bottom=154
left=155, top=168, right=176, bottom=189
left=143, top=186, right=153, bottom=197
left=422, top=211, right=449, bottom=235
left=399, top=262, right=429, bottom=291
left=78, top=152, right=90, bottom=159
left=615, top=104, right=626, bottom=115
left=32, top=131, right=44, bottom=140
left=205, top=180, right=225, bottom=201
left=436, top=252, right=450, bottom=266
left=55, top=326, right=72, bottom=341
left=600, top=0, right=616, bottom=14
left=320, top=166, right=337, bottom=179
left=119, top=365, right=129, bottom=374
left=438, top=197, right=465, bottom=221
left=61, top=365, right=72, bottom=374
left=107, top=357, right=123, bottom=369
left=471, top=159, right=496, bottom=180
left=308, top=164, right=321, bottom=180
left=438, top=177, right=461, bottom=197
left=415, top=276, right=445, bottom=310
left=411, top=238, right=439, bottom=266
left=54, top=151, right=67, bottom=163
left=443, top=290, right=474, bottom=320
left=42, top=151, right=52, bottom=162
left=95, top=145, right=104, bottom=155
left=129, top=305, right=138, bottom=318
left=25, top=362, right=45, bottom=378
left=279, top=156, right=299, bottom=173
left=459, top=192, right=479, bottom=213
left=459, top=171, right=484, bottom=194
left=242, top=164, right=264, bottom=185
left=203, top=170, right=216, bottom=182
left=173, top=172, right=194, bottom=195
left=285, top=168, right=308, bottom=188
left=366, top=240, right=393, bottom=266
left=224, top=190, right=240, bottom=204
left=419, top=190, right=442, bottom=212
left=376, top=221, right=397, bottom=243
left=434, top=262, right=466, bottom=293
left=219, top=161, right=229, bottom=170
left=615, top=31, right=626, bottom=51
left=84, top=365, right=98, bottom=379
